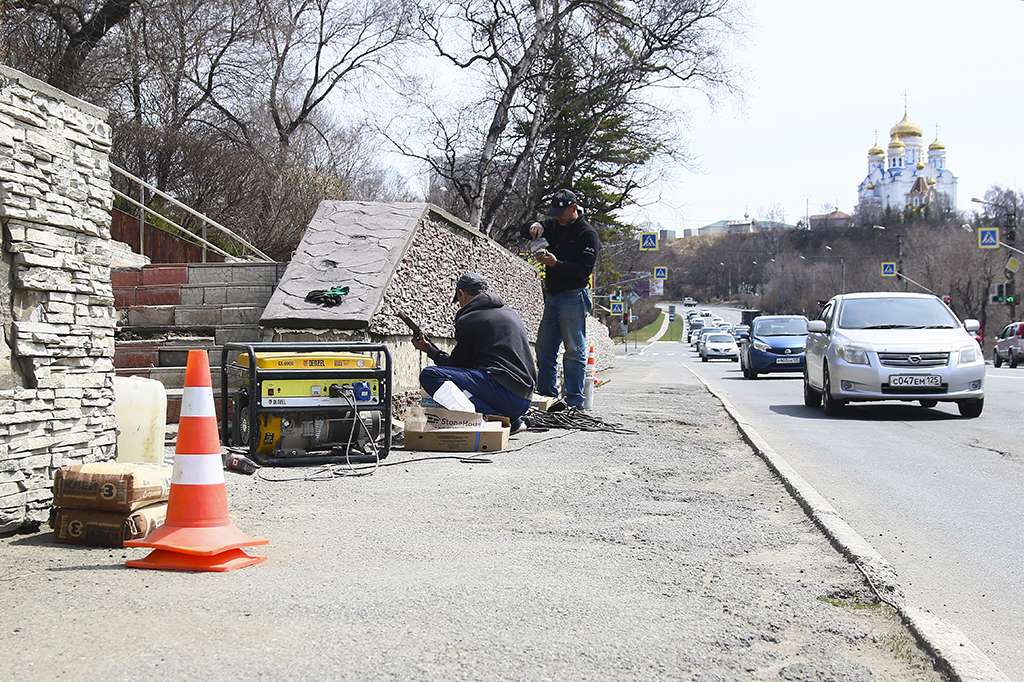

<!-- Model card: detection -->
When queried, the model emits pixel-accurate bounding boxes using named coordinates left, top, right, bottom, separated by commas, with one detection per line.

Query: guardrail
left=109, top=163, right=273, bottom=263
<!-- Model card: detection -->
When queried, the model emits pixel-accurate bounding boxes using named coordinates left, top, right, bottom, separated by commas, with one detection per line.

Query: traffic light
left=1007, top=212, right=1017, bottom=244
left=1006, top=281, right=1016, bottom=305
left=991, top=283, right=1006, bottom=304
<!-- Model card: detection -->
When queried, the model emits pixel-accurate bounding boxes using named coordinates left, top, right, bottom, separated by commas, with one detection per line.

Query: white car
left=803, top=292, right=985, bottom=418
left=701, top=333, right=739, bottom=362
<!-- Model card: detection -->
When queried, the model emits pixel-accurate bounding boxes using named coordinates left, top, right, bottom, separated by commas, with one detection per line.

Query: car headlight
left=837, top=345, right=870, bottom=365
left=752, top=340, right=770, bottom=352
left=958, top=345, right=979, bottom=364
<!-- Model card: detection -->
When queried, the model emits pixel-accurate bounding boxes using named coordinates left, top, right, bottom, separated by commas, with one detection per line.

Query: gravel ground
left=0, top=363, right=945, bottom=680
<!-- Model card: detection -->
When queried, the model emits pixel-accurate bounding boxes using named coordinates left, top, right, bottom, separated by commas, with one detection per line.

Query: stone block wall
left=369, top=214, right=545, bottom=338
left=0, top=66, right=117, bottom=532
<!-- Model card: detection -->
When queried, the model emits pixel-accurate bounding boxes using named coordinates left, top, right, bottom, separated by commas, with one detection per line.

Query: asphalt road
left=671, top=305, right=1023, bottom=676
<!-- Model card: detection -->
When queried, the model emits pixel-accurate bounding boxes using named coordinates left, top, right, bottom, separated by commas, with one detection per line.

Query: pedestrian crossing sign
left=640, top=232, right=659, bottom=251
left=880, top=262, right=897, bottom=278
left=610, top=301, right=624, bottom=315
left=978, top=227, right=1000, bottom=249
left=653, top=266, right=668, bottom=279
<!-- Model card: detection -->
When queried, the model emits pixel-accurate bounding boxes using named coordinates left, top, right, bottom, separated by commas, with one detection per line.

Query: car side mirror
left=963, top=319, right=980, bottom=333
left=807, top=320, right=827, bottom=333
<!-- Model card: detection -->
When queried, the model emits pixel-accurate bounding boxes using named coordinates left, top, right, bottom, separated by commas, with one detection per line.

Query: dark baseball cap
left=546, top=189, right=577, bottom=216
left=453, top=272, right=488, bottom=302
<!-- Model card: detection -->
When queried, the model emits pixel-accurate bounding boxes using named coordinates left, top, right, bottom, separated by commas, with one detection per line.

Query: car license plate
left=776, top=357, right=800, bottom=364
left=888, top=374, right=941, bottom=387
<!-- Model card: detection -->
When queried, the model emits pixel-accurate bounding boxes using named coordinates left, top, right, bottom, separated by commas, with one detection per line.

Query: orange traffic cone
left=126, top=350, right=267, bottom=572
left=583, top=345, right=596, bottom=410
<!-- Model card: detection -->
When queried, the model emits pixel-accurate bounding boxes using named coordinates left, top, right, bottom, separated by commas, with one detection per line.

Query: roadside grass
left=818, top=593, right=913, bottom=663
left=664, top=316, right=684, bottom=342
left=612, top=311, right=666, bottom=343
left=633, top=312, right=667, bottom=342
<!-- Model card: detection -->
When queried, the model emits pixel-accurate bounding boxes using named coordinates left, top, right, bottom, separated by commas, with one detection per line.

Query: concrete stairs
left=113, top=262, right=286, bottom=422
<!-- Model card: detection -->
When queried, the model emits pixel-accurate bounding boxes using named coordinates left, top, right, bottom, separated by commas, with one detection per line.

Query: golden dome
left=867, top=182, right=876, bottom=190
left=888, top=135, right=905, bottom=149
left=868, top=144, right=885, bottom=156
left=927, top=178, right=936, bottom=185
left=929, top=137, right=945, bottom=151
left=891, top=111, right=923, bottom=138
left=916, top=161, right=925, bottom=170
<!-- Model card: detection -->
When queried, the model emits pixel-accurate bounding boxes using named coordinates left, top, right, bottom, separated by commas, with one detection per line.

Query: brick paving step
left=179, top=283, right=276, bottom=306
left=117, top=324, right=263, bottom=346
left=116, top=366, right=227, bottom=391
left=165, top=388, right=228, bottom=424
left=173, top=305, right=262, bottom=327
left=114, top=284, right=182, bottom=308
left=114, top=338, right=217, bottom=369
left=187, top=262, right=284, bottom=286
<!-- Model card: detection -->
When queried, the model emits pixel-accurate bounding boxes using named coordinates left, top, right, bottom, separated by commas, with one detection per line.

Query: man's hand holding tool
left=536, top=249, right=558, bottom=267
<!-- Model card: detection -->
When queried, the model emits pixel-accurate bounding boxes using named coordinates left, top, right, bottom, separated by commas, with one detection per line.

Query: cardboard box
left=53, top=462, right=172, bottom=513
left=530, top=394, right=558, bottom=412
left=422, top=406, right=484, bottom=431
left=50, top=503, right=168, bottom=547
left=404, top=416, right=511, bottom=452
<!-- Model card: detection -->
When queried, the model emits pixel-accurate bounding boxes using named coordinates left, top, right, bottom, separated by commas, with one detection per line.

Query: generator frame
left=220, top=341, right=393, bottom=466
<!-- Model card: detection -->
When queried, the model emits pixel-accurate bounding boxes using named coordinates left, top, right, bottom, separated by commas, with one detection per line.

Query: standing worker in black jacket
left=414, top=272, right=537, bottom=426
left=521, top=189, right=601, bottom=408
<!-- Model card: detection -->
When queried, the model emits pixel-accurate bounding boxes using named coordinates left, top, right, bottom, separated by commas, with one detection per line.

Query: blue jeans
left=420, top=366, right=530, bottom=420
left=536, top=288, right=591, bottom=407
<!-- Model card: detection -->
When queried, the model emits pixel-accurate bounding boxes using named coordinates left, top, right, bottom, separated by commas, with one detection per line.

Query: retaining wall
left=0, top=66, right=117, bottom=532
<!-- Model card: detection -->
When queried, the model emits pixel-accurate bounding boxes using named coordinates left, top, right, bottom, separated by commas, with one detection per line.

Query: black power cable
left=523, top=407, right=637, bottom=434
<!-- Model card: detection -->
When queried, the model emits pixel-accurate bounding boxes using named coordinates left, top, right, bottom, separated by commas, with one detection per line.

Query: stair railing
left=109, top=163, right=274, bottom=263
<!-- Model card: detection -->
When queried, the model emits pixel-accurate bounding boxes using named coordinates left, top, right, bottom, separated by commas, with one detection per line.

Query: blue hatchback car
left=740, top=315, right=809, bottom=379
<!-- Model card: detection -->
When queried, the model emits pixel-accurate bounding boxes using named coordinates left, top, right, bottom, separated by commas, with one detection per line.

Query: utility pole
left=1008, top=207, right=1017, bottom=320
left=896, top=234, right=906, bottom=291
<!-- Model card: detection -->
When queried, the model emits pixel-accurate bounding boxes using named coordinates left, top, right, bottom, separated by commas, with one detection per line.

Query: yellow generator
left=220, top=343, right=392, bottom=466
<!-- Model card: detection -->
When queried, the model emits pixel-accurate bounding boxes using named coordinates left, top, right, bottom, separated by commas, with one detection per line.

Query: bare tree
left=398, top=0, right=739, bottom=237
left=4, top=0, right=141, bottom=93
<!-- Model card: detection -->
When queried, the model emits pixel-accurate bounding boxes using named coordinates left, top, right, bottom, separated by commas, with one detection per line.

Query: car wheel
left=744, top=366, right=757, bottom=379
left=701, top=353, right=708, bottom=362
left=821, top=364, right=845, bottom=416
left=803, top=369, right=821, bottom=408
left=919, top=400, right=938, bottom=408
left=993, top=350, right=1003, bottom=368
left=957, top=398, right=984, bottom=418
left=1010, top=350, right=1019, bottom=369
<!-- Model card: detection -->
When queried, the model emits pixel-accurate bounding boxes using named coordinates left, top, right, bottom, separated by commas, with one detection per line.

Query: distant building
left=856, top=108, right=957, bottom=218
left=688, top=215, right=797, bottom=238
left=659, top=229, right=677, bottom=243
left=809, top=210, right=854, bottom=230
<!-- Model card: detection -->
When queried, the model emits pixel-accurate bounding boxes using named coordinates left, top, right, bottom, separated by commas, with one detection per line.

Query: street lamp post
left=873, top=224, right=905, bottom=290
left=972, top=196, right=1019, bottom=319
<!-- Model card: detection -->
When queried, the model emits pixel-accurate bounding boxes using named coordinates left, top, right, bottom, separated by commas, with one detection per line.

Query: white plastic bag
left=433, top=380, right=477, bottom=412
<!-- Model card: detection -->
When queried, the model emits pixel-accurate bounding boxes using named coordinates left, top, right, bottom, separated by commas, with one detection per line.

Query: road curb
left=683, top=366, right=1008, bottom=682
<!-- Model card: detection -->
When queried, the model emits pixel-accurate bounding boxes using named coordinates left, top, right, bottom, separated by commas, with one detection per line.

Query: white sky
left=627, top=0, right=1024, bottom=230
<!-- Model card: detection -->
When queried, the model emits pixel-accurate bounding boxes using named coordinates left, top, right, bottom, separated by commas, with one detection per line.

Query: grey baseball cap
left=546, top=189, right=578, bottom=216
left=453, top=272, right=488, bottom=302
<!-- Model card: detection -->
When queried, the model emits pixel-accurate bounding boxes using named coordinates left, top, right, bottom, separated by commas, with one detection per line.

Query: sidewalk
left=0, top=364, right=943, bottom=680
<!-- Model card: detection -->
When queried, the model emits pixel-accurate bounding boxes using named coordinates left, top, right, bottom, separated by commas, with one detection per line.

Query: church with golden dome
left=856, top=108, right=957, bottom=219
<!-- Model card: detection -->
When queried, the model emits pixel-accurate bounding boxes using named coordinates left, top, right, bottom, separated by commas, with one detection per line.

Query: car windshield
left=753, top=317, right=807, bottom=336
left=691, top=320, right=705, bottom=327
left=708, top=335, right=734, bottom=343
left=838, top=297, right=959, bottom=330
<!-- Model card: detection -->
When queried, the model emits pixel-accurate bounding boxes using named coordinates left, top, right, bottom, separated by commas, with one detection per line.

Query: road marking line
left=682, top=363, right=1010, bottom=682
